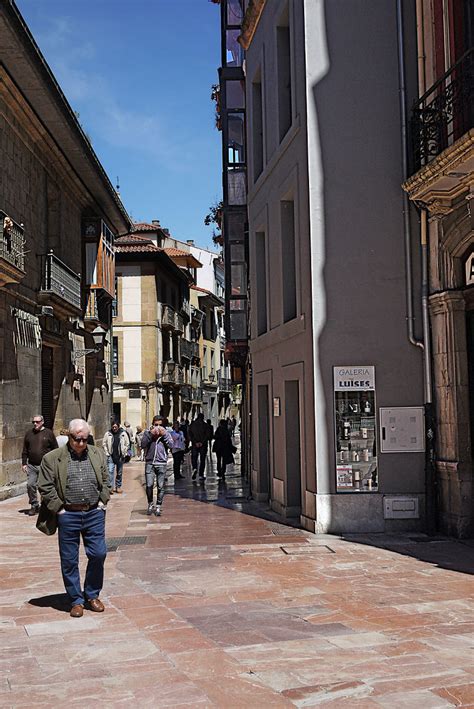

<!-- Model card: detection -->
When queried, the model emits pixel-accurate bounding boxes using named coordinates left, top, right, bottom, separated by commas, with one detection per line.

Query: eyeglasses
left=69, top=434, right=88, bottom=443
left=32, top=419, right=43, bottom=424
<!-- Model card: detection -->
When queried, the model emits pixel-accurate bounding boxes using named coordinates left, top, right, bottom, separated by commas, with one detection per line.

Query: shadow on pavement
left=341, top=533, right=474, bottom=576
left=28, top=593, right=71, bottom=612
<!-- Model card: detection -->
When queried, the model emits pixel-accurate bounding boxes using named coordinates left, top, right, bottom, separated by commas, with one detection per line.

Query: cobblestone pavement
left=1, top=450, right=474, bottom=707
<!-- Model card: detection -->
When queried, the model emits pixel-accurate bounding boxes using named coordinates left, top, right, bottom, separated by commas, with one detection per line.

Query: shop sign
left=465, top=252, right=474, bottom=286
left=334, top=366, right=375, bottom=391
left=336, top=466, right=353, bottom=488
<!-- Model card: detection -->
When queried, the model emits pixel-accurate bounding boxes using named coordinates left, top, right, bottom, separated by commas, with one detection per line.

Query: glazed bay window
left=83, top=219, right=115, bottom=298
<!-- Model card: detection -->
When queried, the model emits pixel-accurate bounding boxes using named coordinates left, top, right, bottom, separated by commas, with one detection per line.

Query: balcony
left=218, top=375, right=232, bottom=392
left=38, top=251, right=81, bottom=316
left=162, top=361, right=177, bottom=385
left=192, top=386, right=203, bottom=402
left=191, top=341, right=200, bottom=360
left=84, top=288, right=99, bottom=328
left=181, top=384, right=193, bottom=402
left=162, top=304, right=176, bottom=330
left=411, top=49, right=473, bottom=170
left=176, top=365, right=185, bottom=385
left=181, top=300, right=191, bottom=320
left=201, top=368, right=217, bottom=387
left=0, top=211, right=26, bottom=287
left=180, top=338, right=193, bottom=360
left=175, top=312, right=184, bottom=335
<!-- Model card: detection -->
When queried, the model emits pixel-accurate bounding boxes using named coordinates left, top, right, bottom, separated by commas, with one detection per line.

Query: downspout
left=397, top=0, right=436, bottom=534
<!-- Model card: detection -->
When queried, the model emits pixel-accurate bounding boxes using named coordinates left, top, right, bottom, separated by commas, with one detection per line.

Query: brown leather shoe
left=88, top=598, right=105, bottom=612
left=114, top=488, right=123, bottom=494
left=70, top=605, right=84, bottom=618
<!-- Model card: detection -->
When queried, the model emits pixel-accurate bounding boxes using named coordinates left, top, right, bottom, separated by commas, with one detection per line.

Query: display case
left=333, top=366, right=377, bottom=493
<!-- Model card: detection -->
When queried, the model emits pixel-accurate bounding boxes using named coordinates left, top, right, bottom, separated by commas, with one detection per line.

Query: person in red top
left=22, top=415, right=58, bottom=516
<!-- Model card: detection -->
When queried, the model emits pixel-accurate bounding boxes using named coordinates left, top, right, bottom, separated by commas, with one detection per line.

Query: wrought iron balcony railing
left=39, top=251, right=81, bottom=311
left=181, top=384, right=193, bottom=402
left=411, top=48, right=474, bottom=169
left=176, top=365, right=185, bottom=385
left=191, top=342, right=200, bottom=359
left=0, top=211, right=26, bottom=286
left=192, top=386, right=203, bottom=402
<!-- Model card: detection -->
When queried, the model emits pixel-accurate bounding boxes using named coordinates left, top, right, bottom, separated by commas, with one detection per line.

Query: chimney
left=151, top=219, right=160, bottom=226
left=163, top=228, right=170, bottom=236
left=187, top=239, right=194, bottom=246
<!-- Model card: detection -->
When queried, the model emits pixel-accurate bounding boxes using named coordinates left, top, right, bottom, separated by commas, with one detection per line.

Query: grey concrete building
left=0, top=1, right=130, bottom=498
left=239, top=0, right=429, bottom=533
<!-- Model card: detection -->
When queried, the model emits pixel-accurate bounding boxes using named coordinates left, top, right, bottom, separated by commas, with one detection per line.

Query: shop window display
left=335, top=390, right=378, bottom=492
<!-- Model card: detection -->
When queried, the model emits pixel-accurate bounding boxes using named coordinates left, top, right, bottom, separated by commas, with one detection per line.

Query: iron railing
left=191, top=342, right=200, bottom=359
left=181, top=384, right=193, bottom=401
left=192, top=386, right=203, bottom=402
left=40, top=251, right=81, bottom=309
left=411, top=48, right=474, bottom=169
left=0, top=211, right=25, bottom=273
left=175, top=312, right=184, bottom=334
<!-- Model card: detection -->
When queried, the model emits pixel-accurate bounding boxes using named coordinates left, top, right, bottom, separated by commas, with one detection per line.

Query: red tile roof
left=115, top=243, right=161, bottom=254
left=164, top=248, right=202, bottom=268
left=132, top=222, right=162, bottom=232
left=191, top=284, right=212, bottom=294
left=116, top=234, right=155, bottom=245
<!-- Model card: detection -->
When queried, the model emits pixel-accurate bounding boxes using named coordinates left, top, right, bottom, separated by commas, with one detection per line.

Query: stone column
left=430, top=291, right=473, bottom=537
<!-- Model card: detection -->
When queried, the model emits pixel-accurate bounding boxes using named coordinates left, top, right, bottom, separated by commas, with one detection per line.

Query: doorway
left=113, top=402, right=121, bottom=423
left=284, top=379, right=302, bottom=514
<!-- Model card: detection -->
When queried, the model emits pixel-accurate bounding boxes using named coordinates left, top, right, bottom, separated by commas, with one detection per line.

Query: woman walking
left=212, top=419, right=235, bottom=480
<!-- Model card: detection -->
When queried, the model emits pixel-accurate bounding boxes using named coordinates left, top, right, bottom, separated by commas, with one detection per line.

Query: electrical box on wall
left=384, top=496, right=420, bottom=519
left=379, top=407, right=425, bottom=453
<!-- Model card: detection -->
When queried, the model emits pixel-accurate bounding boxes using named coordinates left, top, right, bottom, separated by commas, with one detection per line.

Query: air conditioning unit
left=41, top=306, right=54, bottom=317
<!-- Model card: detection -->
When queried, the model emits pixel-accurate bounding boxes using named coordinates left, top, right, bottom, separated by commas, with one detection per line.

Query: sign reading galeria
left=333, top=366, right=375, bottom=391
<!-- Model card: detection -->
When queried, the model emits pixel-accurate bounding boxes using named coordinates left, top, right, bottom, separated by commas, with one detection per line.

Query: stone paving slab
left=1, top=458, right=473, bottom=706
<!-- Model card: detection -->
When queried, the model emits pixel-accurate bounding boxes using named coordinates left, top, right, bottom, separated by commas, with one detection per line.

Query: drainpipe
left=397, top=0, right=436, bottom=534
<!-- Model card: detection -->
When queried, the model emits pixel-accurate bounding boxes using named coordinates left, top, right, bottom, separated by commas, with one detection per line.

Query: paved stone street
left=1, top=451, right=474, bottom=707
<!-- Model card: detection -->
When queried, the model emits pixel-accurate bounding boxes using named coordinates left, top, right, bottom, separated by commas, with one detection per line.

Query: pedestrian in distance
left=22, top=414, right=58, bottom=516
left=231, top=415, right=238, bottom=438
left=135, top=426, right=145, bottom=461
left=170, top=421, right=186, bottom=479
left=188, top=412, right=212, bottom=481
left=141, top=415, right=173, bottom=516
left=102, top=420, right=129, bottom=494
left=123, top=421, right=134, bottom=457
left=56, top=428, right=69, bottom=448
left=37, top=418, right=110, bottom=618
left=213, top=419, right=236, bottom=480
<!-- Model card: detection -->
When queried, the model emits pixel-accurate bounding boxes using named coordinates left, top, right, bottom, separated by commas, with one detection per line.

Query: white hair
left=68, top=418, right=90, bottom=435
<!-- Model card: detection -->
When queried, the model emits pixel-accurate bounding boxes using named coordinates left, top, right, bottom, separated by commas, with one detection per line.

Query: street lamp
left=71, top=325, right=106, bottom=363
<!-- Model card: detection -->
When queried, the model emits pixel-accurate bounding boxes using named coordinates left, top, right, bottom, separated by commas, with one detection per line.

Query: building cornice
left=239, top=0, right=266, bottom=50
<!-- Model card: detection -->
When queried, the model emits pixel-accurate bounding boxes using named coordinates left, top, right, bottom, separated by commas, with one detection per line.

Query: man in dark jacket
left=22, top=414, right=58, bottom=515
left=38, top=418, right=110, bottom=618
left=188, top=413, right=212, bottom=481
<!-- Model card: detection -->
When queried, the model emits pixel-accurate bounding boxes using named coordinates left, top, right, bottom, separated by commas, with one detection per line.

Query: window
left=277, top=8, right=292, bottom=142
left=256, top=232, right=267, bottom=335
left=83, top=220, right=115, bottom=297
left=111, top=275, right=118, bottom=317
left=112, top=337, right=119, bottom=376
left=281, top=200, right=297, bottom=322
left=226, top=29, right=244, bottom=67
left=252, top=73, right=263, bottom=181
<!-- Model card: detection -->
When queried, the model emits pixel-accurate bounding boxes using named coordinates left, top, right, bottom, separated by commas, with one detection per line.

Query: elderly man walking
left=38, top=419, right=110, bottom=617
left=22, top=414, right=58, bottom=516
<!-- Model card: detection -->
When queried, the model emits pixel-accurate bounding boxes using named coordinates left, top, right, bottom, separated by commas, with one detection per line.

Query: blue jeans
left=107, top=456, right=123, bottom=490
left=145, top=463, right=167, bottom=505
left=57, top=508, right=107, bottom=606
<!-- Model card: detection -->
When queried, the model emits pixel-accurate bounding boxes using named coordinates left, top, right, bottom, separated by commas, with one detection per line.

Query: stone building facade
left=403, top=0, right=473, bottom=537
left=0, top=2, right=130, bottom=498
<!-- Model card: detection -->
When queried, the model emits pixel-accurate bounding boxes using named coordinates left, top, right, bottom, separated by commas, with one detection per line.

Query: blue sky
left=17, top=0, right=222, bottom=248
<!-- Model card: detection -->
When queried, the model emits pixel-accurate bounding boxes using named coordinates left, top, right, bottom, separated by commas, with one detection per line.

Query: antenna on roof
left=116, top=176, right=121, bottom=197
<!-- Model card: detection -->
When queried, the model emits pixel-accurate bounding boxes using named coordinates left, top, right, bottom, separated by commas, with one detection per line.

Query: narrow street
left=1, top=448, right=473, bottom=708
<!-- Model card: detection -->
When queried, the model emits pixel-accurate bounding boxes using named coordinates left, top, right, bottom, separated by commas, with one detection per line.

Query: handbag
left=36, top=501, right=58, bottom=536
left=124, top=449, right=132, bottom=463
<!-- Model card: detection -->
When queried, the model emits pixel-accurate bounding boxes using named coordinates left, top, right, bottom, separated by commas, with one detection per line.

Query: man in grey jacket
left=141, top=416, right=173, bottom=516
left=38, top=419, right=110, bottom=618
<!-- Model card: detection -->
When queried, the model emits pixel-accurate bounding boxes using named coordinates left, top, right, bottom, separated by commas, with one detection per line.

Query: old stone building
left=0, top=2, right=130, bottom=498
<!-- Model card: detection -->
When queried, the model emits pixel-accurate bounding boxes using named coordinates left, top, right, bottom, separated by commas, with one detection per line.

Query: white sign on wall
left=333, top=366, right=375, bottom=391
